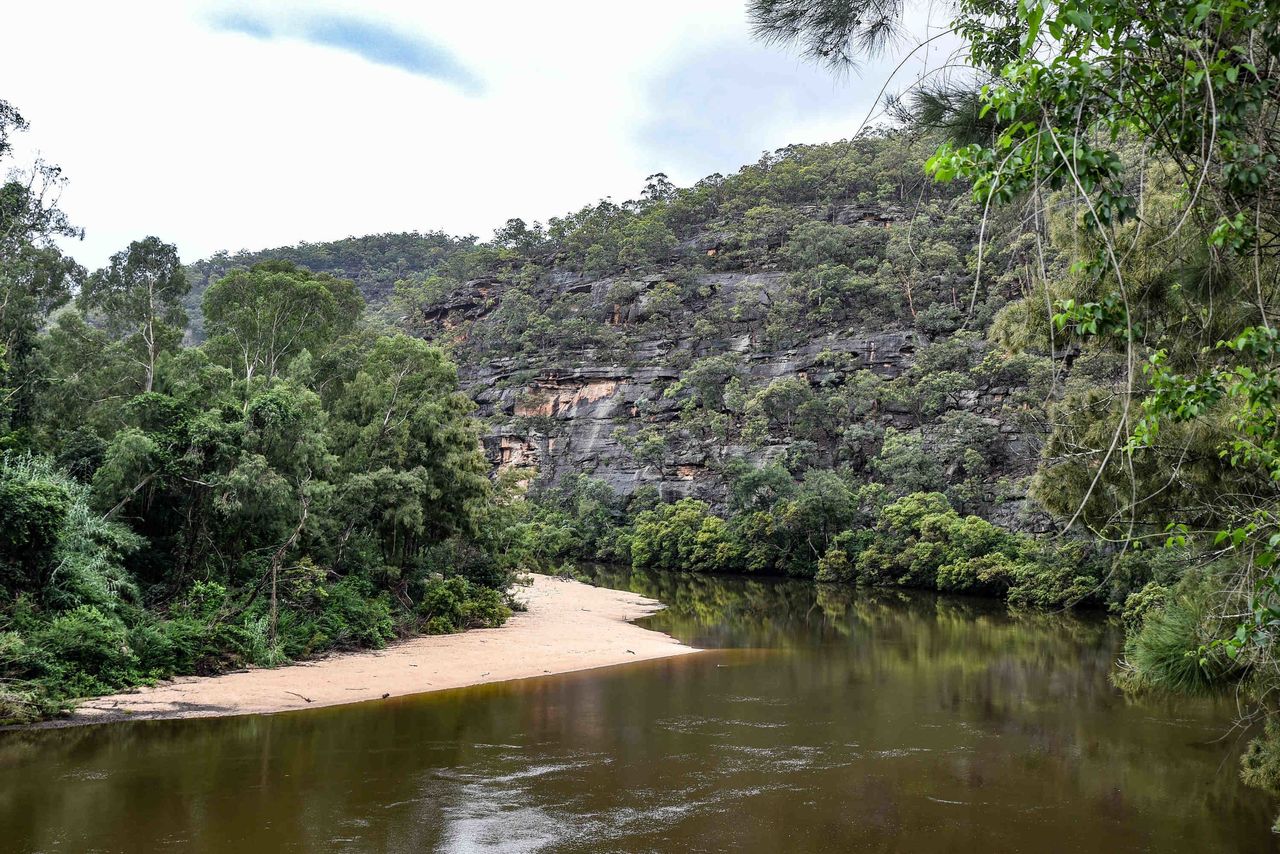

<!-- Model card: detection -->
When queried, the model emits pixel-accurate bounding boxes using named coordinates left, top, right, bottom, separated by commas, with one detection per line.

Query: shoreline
left=30, top=574, right=699, bottom=729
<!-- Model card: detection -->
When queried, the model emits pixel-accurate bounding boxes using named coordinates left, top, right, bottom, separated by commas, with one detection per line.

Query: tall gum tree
left=79, top=236, right=189, bottom=394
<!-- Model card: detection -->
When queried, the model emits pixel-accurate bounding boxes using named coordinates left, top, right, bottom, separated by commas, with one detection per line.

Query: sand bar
left=46, top=574, right=698, bottom=727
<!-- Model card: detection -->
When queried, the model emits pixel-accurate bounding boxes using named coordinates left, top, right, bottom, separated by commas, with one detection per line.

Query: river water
left=1, top=569, right=1276, bottom=852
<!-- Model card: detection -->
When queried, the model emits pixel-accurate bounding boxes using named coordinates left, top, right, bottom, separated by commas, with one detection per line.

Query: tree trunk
left=268, top=490, right=310, bottom=645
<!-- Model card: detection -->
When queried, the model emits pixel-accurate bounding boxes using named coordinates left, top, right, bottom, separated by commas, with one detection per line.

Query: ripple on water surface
left=0, top=570, right=1277, bottom=853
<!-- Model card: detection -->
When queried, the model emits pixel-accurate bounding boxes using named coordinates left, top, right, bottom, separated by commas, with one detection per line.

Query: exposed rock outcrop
left=419, top=266, right=1047, bottom=531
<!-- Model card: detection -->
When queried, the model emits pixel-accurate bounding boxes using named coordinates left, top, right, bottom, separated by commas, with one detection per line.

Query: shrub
left=0, top=455, right=141, bottom=611
left=30, top=605, right=139, bottom=695
left=1120, top=582, right=1169, bottom=630
left=1108, top=548, right=1185, bottom=609
left=915, top=302, right=964, bottom=334
left=0, top=456, right=71, bottom=591
left=1242, top=718, right=1280, bottom=800
left=1004, top=561, right=1099, bottom=608
left=417, top=576, right=511, bottom=634
left=416, top=538, right=511, bottom=590
left=1117, top=574, right=1241, bottom=695
left=629, top=499, right=741, bottom=573
left=936, top=552, right=1017, bottom=594
left=314, top=576, right=397, bottom=650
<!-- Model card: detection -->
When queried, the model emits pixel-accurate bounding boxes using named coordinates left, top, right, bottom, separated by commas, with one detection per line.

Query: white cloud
left=2, top=0, right=954, bottom=269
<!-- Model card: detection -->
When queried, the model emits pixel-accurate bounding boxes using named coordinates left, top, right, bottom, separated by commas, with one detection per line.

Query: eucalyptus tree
left=329, top=333, right=490, bottom=567
left=0, top=99, right=83, bottom=433
left=203, top=261, right=363, bottom=389
left=79, top=236, right=189, bottom=393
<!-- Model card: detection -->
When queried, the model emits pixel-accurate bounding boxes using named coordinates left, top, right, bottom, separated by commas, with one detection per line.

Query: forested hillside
left=186, top=135, right=1116, bottom=608
left=182, top=231, right=477, bottom=338
left=0, top=103, right=517, bottom=722
left=4, top=0, right=1279, bottom=840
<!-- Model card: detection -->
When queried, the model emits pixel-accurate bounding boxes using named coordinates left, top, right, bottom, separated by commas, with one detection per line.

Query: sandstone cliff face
left=184, top=138, right=1044, bottom=527
left=419, top=267, right=1047, bottom=531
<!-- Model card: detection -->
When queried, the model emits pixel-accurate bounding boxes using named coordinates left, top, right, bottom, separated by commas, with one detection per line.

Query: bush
left=1108, top=547, right=1185, bottom=609
left=629, top=499, right=741, bottom=573
left=129, top=616, right=203, bottom=676
left=936, top=552, right=1017, bottom=594
left=816, top=547, right=854, bottom=583
left=1242, top=718, right=1280, bottom=803
left=417, top=576, right=511, bottom=634
left=915, top=302, right=964, bottom=335
left=0, top=456, right=72, bottom=590
left=29, top=605, right=139, bottom=695
left=815, top=530, right=871, bottom=583
left=415, top=538, right=511, bottom=590
left=0, top=455, right=141, bottom=611
left=1117, top=574, right=1241, bottom=695
left=1120, top=582, right=1169, bottom=630
left=314, top=576, right=398, bottom=650
left=1004, top=561, right=1099, bottom=608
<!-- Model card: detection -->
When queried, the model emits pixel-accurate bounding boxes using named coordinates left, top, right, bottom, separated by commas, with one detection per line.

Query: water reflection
left=0, top=570, right=1274, bottom=852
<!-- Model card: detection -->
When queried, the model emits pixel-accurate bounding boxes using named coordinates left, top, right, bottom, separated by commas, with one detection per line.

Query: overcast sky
left=2, top=1, right=948, bottom=269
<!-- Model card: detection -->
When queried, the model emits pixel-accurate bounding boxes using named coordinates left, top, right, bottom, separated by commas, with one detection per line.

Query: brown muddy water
left=1, top=568, right=1276, bottom=852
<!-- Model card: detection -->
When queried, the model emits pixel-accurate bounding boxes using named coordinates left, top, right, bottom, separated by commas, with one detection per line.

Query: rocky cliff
left=191, top=137, right=1055, bottom=532
left=417, top=264, right=1048, bottom=531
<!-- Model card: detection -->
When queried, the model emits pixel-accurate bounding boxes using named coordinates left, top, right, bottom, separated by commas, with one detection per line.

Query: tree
left=80, top=237, right=189, bottom=393
left=618, top=215, right=677, bottom=269
left=666, top=354, right=742, bottom=411
left=750, top=0, right=907, bottom=70
left=493, top=217, right=547, bottom=253
left=330, top=333, right=489, bottom=565
left=628, top=499, right=740, bottom=573
left=37, top=310, right=138, bottom=439
left=780, top=469, right=857, bottom=563
left=873, top=428, right=942, bottom=495
left=744, top=377, right=814, bottom=439
left=0, top=99, right=83, bottom=434
left=641, top=173, right=676, bottom=204
left=750, top=0, right=1280, bottom=812
left=203, top=261, right=363, bottom=388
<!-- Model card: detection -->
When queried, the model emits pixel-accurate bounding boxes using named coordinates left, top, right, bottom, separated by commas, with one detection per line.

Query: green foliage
left=307, top=575, right=398, bottom=650
left=0, top=454, right=141, bottom=610
left=847, top=492, right=1102, bottom=606
left=0, top=101, right=83, bottom=436
left=872, top=429, right=941, bottom=496
left=0, top=457, right=70, bottom=590
left=187, top=230, right=477, bottom=326
left=1241, top=718, right=1280, bottom=808
left=0, top=116, right=513, bottom=719
left=815, top=529, right=872, bottom=583
left=627, top=499, right=742, bottom=574
left=203, top=261, right=363, bottom=385
left=78, top=236, right=188, bottom=393
left=1117, top=574, right=1242, bottom=696
left=417, top=576, right=511, bottom=635
left=566, top=468, right=1105, bottom=606
left=27, top=605, right=137, bottom=696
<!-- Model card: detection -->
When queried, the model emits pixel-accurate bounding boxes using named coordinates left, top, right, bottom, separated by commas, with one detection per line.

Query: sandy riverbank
left=48, top=574, right=698, bottom=727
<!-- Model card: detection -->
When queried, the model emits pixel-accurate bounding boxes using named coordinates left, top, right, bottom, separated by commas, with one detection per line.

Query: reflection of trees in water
left=594, top=565, right=1204, bottom=727
left=7, top=568, right=1276, bottom=851
left=590, top=564, right=1111, bottom=657
left=585, top=566, right=1271, bottom=838
left=588, top=565, right=827, bottom=648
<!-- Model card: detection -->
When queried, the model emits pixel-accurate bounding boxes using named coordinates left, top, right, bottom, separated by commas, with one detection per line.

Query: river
left=1, top=569, right=1275, bottom=852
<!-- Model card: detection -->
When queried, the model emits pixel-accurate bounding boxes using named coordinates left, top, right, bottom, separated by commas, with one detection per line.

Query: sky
left=1, top=1, right=953, bottom=268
